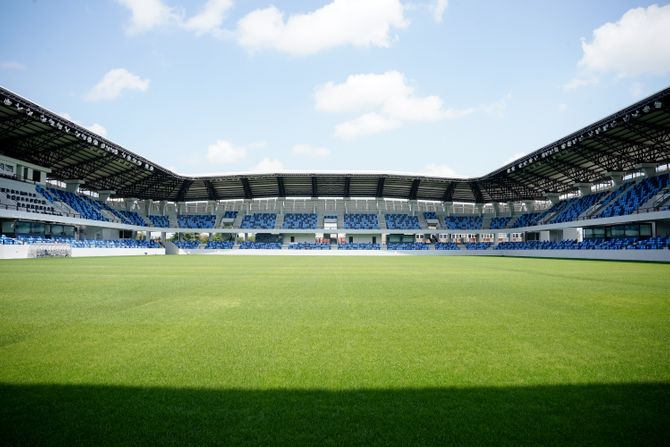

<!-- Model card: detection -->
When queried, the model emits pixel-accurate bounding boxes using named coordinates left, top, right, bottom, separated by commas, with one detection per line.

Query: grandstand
left=1, top=85, right=670, bottom=261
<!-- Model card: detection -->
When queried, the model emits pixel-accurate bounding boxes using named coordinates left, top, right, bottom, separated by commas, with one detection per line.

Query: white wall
left=70, top=248, right=165, bottom=257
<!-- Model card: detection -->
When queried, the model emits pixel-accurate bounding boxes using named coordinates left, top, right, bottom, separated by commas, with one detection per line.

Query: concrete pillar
left=492, top=203, right=501, bottom=216
left=608, top=171, right=624, bottom=187
left=64, top=180, right=84, bottom=193
left=39, top=171, right=47, bottom=183
left=507, top=201, right=516, bottom=216
left=159, top=201, right=168, bottom=216
left=444, top=202, right=453, bottom=216
left=574, top=183, right=592, bottom=196
left=125, top=198, right=138, bottom=212
left=544, top=193, right=560, bottom=205
left=523, top=200, right=536, bottom=212
left=97, top=190, right=115, bottom=202
left=208, top=200, right=216, bottom=214
left=636, top=163, right=657, bottom=178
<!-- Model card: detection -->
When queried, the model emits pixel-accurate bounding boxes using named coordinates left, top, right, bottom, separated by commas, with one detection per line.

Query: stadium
left=1, top=85, right=670, bottom=260
left=2, top=1, right=670, bottom=445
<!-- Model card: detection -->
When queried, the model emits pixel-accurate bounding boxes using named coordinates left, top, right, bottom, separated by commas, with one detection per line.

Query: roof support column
left=544, top=193, right=560, bottom=205
left=523, top=200, right=536, bottom=212
left=507, top=201, right=516, bottom=217
left=97, top=190, right=115, bottom=202
left=63, top=179, right=84, bottom=193
left=607, top=171, right=624, bottom=187
left=574, top=183, right=592, bottom=196
left=635, top=163, right=658, bottom=178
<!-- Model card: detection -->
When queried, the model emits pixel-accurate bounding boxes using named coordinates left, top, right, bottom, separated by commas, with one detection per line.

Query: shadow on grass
left=1, top=382, right=668, bottom=446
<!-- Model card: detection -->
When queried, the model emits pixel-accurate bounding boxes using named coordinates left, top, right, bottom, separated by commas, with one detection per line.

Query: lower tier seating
left=386, top=242, right=428, bottom=250
left=338, top=243, right=380, bottom=250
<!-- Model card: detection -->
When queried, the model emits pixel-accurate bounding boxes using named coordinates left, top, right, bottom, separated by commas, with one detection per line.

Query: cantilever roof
left=1, top=85, right=669, bottom=203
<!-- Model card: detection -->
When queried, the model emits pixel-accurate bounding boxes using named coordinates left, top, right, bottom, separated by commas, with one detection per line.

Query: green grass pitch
left=1, top=255, right=669, bottom=445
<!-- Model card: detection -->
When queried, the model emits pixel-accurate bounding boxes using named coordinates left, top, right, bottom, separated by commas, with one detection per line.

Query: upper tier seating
left=288, top=242, right=331, bottom=250
left=177, top=215, right=216, bottom=229
left=344, top=213, right=379, bottom=229
left=240, top=213, right=277, bottom=229
left=387, top=242, right=428, bottom=250
left=223, top=211, right=238, bottom=219
left=548, top=192, right=606, bottom=224
left=443, top=216, right=482, bottom=230
left=434, top=242, right=460, bottom=250
left=282, top=213, right=317, bottom=229
left=385, top=214, right=420, bottom=230
left=116, top=210, right=147, bottom=226
left=205, top=241, right=234, bottom=249
left=0, top=181, right=58, bottom=215
left=509, top=210, right=551, bottom=228
left=338, top=242, right=380, bottom=250
left=174, top=240, right=200, bottom=249
left=239, top=241, right=282, bottom=249
left=148, top=215, right=170, bottom=227
left=598, top=173, right=670, bottom=218
left=423, top=212, right=438, bottom=220
left=489, top=217, right=512, bottom=229
left=46, top=188, right=108, bottom=222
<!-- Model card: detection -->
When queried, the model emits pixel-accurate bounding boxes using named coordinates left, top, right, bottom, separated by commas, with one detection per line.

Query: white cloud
left=0, top=61, right=26, bottom=70
left=566, top=4, right=670, bottom=90
left=236, top=0, right=407, bottom=56
left=86, top=123, right=108, bottom=137
left=207, top=140, right=247, bottom=164
left=115, top=0, right=181, bottom=35
left=292, top=144, right=331, bottom=158
left=86, top=68, right=150, bottom=101
left=579, top=4, right=670, bottom=77
left=252, top=157, right=284, bottom=172
left=316, top=71, right=485, bottom=139
left=432, top=0, right=448, bottom=23
left=335, top=113, right=399, bottom=139
left=184, top=0, right=233, bottom=36
left=58, top=112, right=108, bottom=138
left=422, top=163, right=461, bottom=178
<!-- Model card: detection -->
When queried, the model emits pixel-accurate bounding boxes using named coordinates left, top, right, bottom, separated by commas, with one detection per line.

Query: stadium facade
left=1, top=85, right=669, bottom=261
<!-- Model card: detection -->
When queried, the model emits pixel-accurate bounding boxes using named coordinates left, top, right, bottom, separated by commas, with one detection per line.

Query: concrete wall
left=284, top=233, right=316, bottom=243
left=71, top=248, right=164, bottom=257
left=0, top=244, right=30, bottom=259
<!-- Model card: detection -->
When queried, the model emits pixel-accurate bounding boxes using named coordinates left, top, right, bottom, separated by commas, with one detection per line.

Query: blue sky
left=1, top=0, right=670, bottom=178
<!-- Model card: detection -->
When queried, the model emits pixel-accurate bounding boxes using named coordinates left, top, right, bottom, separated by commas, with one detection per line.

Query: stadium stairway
left=276, top=213, right=285, bottom=229
left=417, top=212, right=429, bottom=229
left=379, top=213, right=387, bottom=230
left=481, top=214, right=493, bottom=230
left=639, top=183, right=670, bottom=211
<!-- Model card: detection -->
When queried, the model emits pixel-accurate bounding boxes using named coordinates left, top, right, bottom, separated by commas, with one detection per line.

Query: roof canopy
left=1, top=86, right=669, bottom=203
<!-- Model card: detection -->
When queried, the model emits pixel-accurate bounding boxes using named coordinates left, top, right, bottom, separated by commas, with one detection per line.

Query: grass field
left=1, top=255, right=669, bottom=445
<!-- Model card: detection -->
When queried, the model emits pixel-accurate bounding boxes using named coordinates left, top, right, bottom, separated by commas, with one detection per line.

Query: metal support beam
left=344, top=177, right=351, bottom=198
left=408, top=179, right=420, bottom=200
left=205, top=180, right=218, bottom=200
left=442, top=182, right=456, bottom=202
left=241, top=177, right=253, bottom=200
left=311, top=176, right=318, bottom=198
left=375, top=177, right=385, bottom=198
left=277, top=177, right=286, bottom=197
left=176, top=180, right=193, bottom=202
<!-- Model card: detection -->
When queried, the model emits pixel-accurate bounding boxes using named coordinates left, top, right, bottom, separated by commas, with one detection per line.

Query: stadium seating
left=494, top=238, right=670, bottom=250
left=223, top=211, right=238, bottom=219
left=338, top=242, right=381, bottom=250
left=282, top=213, right=318, bottom=229
left=344, top=213, right=379, bottom=229
left=434, top=242, right=460, bottom=250
left=598, top=173, right=670, bottom=218
left=0, top=235, right=20, bottom=245
left=45, top=188, right=108, bottom=222
left=174, top=241, right=200, bottom=249
left=386, top=242, right=428, bottom=250
left=148, top=215, right=170, bottom=227
left=489, top=217, right=512, bottom=229
left=177, top=215, right=216, bottom=229
left=1, top=183, right=57, bottom=215
left=548, top=192, right=606, bottom=224
left=385, top=214, right=420, bottom=230
left=239, top=241, right=282, bottom=249
left=205, top=241, right=234, bottom=249
left=240, top=213, right=277, bottom=229
left=423, top=212, right=438, bottom=220
left=288, top=242, right=331, bottom=250
left=116, top=210, right=147, bottom=226
left=15, top=236, right=160, bottom=248
left=444, top=216, right=482, bottom=230
left=464, top=242, right=493, bottom=250
left=509, top=210, right=551, bottom=228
